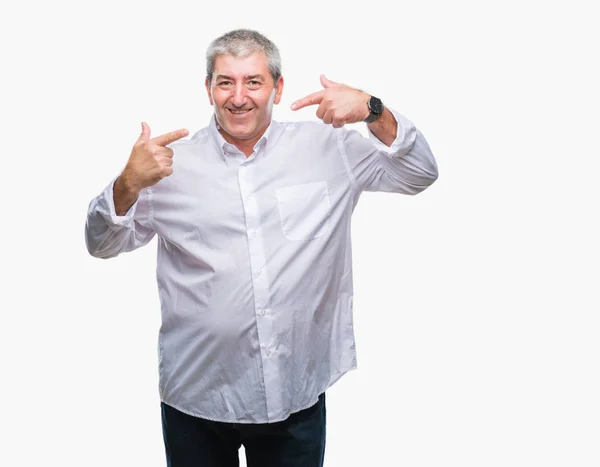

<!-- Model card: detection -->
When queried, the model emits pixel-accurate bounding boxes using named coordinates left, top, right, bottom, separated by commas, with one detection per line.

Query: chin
left=225, top=127, right=253, bottom=139
left=223, top=122, right=256, bottom=138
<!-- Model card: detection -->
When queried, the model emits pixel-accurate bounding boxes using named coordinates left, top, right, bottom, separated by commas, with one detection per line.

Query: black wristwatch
left=364, top=95, right=384, bottom=123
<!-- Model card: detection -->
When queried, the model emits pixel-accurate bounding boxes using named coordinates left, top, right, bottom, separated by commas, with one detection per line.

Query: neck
left=219, top=128, right=262, bottom=157
left=218, top=122, right=271, bottom=158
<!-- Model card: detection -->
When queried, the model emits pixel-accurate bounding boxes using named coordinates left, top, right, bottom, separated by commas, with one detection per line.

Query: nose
left=230, top=83, right=248, bottom=108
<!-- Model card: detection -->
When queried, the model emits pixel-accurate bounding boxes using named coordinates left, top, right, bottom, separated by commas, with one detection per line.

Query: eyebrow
left=215, top=74, right=266, bottom=81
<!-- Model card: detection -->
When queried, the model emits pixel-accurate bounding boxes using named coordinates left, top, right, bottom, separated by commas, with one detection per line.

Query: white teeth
left=229, top=109, right=251, bottom=114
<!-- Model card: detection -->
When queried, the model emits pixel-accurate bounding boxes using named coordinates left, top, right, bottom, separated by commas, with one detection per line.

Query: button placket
left=239, top=163, right=280, bottom=418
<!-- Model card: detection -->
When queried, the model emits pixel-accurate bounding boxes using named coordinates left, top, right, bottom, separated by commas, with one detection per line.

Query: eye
left=247, top=80, right=262, bottom=90
left=217, top=81, right=233, bottom=88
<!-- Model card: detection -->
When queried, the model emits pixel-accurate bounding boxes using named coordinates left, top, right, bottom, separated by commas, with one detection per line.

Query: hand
left=121, top=122, right=189, bottom=193
left=290, top=75, right=370, bottom=128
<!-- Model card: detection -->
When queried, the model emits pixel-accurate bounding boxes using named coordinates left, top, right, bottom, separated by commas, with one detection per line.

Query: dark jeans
left=161, top=393, right=326, bottom=467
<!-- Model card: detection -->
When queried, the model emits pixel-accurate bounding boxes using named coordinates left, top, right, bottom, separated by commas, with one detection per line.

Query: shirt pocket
left=275, top=181, right=332, bottom=241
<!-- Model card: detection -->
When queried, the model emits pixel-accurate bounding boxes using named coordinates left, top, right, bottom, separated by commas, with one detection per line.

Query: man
left=85, top=28, right=438, bottom=467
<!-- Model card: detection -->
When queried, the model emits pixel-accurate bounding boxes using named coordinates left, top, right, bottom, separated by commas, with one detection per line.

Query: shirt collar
left=208, top=114, right=280, bottom=161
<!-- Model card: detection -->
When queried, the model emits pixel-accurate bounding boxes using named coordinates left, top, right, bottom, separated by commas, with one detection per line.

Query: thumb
left=137, top=121, right=151, bottom=143
left=320, top=74, right=337, bottom=88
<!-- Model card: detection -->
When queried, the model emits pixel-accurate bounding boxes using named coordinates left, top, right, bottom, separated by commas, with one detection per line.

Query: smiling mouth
left=228, top=108, right=253, bottom=115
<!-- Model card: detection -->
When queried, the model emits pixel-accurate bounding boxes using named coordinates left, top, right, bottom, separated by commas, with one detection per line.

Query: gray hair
left=206, top=29, right=282, bottom=85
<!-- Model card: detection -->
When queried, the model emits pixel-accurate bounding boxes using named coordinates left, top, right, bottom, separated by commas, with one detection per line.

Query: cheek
left=211, top=90, right=229, bottom=106
left=255, top=95, right=275, bottom=110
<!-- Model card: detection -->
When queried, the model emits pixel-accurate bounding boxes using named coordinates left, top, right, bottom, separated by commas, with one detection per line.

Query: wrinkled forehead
left=211, top=51, right=270, bottom=82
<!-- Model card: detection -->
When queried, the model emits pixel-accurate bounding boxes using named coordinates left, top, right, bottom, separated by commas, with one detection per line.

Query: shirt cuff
left=367, top=107, right=416, bottom=156
left=100, top=176, right=138, bottom=227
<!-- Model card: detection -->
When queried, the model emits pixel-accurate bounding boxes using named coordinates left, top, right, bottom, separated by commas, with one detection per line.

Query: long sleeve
left=337, top=108, right=438, bottom=195
left=85, top=177, right=155, bottom=259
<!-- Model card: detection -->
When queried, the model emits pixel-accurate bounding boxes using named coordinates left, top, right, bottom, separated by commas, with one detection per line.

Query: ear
left=273, top=76, right=284, bottom=105
left=205, top=77, right=214, bottom=105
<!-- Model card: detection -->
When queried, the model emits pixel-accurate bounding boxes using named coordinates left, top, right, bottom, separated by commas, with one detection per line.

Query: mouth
left=227, top=108, right=254, bottom=116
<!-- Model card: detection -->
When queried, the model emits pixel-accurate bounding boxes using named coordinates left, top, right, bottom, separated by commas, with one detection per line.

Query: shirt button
left=255, top=269, right=261, bottom=277
left=251, top=231, right=257, bottom=237
left=265, top=350, right=271, bottom=356
left=260, top=309, right=266, bottom=316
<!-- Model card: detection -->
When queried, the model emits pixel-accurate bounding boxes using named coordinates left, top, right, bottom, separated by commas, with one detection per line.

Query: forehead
left=213, top=51, right=270, bottom=79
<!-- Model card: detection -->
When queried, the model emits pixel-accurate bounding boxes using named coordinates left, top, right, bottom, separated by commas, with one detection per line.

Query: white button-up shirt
left=85, top=109, right=438, bottom=423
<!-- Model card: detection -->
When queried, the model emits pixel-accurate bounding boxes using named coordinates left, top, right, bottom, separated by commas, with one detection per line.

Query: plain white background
left=1, top=0, right=599, bottom=465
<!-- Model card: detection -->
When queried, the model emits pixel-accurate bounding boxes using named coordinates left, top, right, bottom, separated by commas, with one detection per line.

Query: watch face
left=369, top=96, right=384, bottom=114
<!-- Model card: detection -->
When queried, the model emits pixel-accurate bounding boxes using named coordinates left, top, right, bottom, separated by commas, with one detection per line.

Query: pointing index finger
left=291, top=90, right=325, bottom=111
left=151, top=128, right=189, bottom=147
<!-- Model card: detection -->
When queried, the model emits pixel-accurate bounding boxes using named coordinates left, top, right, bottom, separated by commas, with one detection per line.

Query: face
left=206, top=51, right=284, bottom=148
